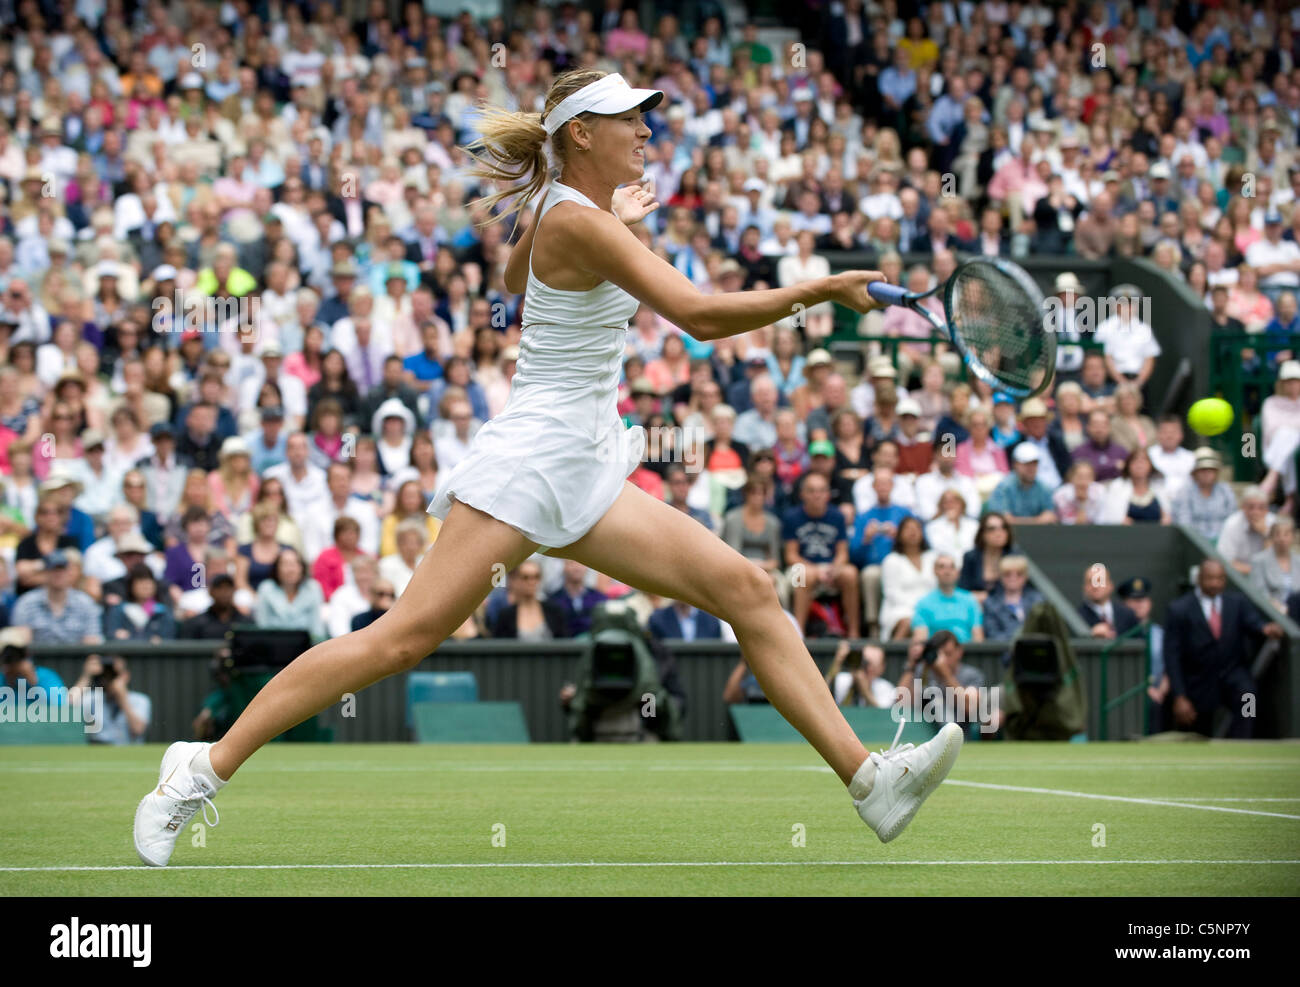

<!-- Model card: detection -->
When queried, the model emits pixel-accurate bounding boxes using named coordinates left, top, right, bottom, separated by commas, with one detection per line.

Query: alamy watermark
left=151, top=289, right=261, bottom=340
left=0, top=684, right=106, bottom=734
left=892, top=683, right=1000, bottom=735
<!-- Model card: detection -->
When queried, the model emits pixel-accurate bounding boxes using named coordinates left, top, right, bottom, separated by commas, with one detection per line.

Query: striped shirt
left=11, top=589, right=103, bottom=644
left=1170, top=482, right=1238, bottom=542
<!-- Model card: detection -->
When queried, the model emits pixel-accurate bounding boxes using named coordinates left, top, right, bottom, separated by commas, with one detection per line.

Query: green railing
left=1098, top=620, right=1153, bottom=740
left=1208, top=331, right=1300, bottom=481
left=830, top=330, right=1103, bottom=379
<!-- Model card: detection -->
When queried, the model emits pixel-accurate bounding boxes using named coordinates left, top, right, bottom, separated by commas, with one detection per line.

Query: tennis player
left=134, top=70, right=963, bottom=865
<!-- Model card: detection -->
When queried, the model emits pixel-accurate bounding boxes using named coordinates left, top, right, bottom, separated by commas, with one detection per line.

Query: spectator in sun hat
left=38, top=467, right=95, bottom=551
left=850, top=358, right=908, bottom=422
left=1051, top=271, right=1088, bottom=379
left=100, top=531, right=169, bottom=608
left=1006, top=397, right=1068, bottom=492
left=894, top=397, right=934, bottom=476
left=1170, top=448, right=1238, bottom=542
left=81, top=503, right=147, bottom=587
left=1259, top=360, right=1300, bottom=502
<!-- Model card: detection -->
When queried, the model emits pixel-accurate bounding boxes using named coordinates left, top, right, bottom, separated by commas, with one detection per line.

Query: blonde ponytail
left=463, top=69, right=609, bottom=229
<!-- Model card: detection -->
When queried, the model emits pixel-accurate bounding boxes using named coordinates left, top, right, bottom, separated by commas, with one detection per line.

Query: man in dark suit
left=1164, top=559, right=1283, bottom=737
left=550, top=560, right=607, bottom=637
left=1078, top=564, right=1139, bottom=639
left=648, top=600, right=723, bottom=641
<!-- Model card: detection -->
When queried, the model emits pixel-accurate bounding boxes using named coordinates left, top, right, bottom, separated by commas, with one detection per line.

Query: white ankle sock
left=848, top=757, right=876, bottom=801
left=190, top=746, right=228, bottom=790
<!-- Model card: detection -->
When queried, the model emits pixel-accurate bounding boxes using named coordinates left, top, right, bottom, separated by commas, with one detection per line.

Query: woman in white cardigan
left=924, top=489, right=979, bottom=558
left=878, top=516, right=938, bottom=640
left=776, top=230, right=833, bottom=341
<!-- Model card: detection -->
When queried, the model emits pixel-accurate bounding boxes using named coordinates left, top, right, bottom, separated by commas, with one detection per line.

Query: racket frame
left=866, top=258, right=1055, bottom=399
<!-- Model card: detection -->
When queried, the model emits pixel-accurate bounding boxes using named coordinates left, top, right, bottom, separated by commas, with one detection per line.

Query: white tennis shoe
left=855, top=721, right=963, bottom=843
left=133, top=741, right=220, bottom=867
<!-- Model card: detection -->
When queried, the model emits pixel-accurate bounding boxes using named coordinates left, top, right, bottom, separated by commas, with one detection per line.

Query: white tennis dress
left=428, top=181, right=646, bottom=548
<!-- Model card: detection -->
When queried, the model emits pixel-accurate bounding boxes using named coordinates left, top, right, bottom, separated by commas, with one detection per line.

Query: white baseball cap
left=543, top=74, right=664, bottom=137
left=1280, top=360, right=1300, bottom=381
left=1013, top=443, right=1041, bottom=464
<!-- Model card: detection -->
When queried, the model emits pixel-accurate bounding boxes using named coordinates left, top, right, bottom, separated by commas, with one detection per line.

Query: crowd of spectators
left=0, top=0, right=1298, bottom=668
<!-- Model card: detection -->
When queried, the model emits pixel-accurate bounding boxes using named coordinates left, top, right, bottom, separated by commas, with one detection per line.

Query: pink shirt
left=283, top=352, right=322, bottom=390
left=1227, top=288, right=1274, bottom=330
left=954, top=438, right=1008, bottom=478
left=1262, top=394, right=1300, bottom=448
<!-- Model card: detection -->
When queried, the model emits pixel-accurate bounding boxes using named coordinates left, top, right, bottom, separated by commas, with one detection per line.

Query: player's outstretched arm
left=561, top=206, right=886, bottom=341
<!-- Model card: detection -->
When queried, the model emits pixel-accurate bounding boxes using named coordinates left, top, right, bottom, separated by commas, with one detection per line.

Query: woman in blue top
left=252, top=548, right=325, bottom=642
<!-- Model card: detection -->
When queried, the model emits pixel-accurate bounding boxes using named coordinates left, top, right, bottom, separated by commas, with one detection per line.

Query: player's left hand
left=613, top=178, right=659, bottom=226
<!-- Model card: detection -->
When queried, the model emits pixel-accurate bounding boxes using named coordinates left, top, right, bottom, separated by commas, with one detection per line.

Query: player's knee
left=717, top=561, right=778, bottom=620
left=367, top=620, right=436, bottom=674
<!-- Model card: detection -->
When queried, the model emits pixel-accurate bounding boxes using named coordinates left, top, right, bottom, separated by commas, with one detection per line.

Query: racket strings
left=948, top=264, right=1052, bottom=394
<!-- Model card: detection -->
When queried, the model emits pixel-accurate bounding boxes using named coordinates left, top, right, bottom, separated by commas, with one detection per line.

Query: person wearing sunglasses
left=350, top=577, right=397, bottom=633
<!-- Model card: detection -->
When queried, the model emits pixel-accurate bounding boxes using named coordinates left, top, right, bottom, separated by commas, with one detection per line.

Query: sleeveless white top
left=428, top=181, right=645, bottom=548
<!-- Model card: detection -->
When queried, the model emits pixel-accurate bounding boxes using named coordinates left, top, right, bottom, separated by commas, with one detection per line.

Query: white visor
left=543, top=73, right=664, bottom=137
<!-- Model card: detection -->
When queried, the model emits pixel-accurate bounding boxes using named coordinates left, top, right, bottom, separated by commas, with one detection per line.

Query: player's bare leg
left=560, top=482, right=961, bottom=841
left=134, top=501, right=537, bottom=865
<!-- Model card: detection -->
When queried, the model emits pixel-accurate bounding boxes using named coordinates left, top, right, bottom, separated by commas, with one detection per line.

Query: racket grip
left=867, top=281, right=909, bottom=305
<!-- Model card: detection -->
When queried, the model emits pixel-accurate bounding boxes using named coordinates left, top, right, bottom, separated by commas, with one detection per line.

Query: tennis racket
left=867, top=257, right=1056, bottom=399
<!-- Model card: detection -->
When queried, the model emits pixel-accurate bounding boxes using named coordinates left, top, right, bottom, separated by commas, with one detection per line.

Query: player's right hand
left=830, top=271, right=888, bottom=313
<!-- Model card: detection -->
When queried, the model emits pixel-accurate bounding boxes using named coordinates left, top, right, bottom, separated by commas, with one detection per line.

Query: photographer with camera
left=0, top=626, right=67, bottom=713
left=71, top=655, right=151, bottom=745
left=826, top=640, right=898, bottom=707
left=897, top=631, right=1000, bottom=733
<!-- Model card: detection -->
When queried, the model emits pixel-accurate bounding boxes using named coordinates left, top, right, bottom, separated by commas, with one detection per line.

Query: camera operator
left=72, top=655, right=151, bottom=745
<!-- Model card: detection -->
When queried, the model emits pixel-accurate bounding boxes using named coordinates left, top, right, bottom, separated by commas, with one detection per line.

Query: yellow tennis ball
left=1187, top=398, right=1234, bottom=437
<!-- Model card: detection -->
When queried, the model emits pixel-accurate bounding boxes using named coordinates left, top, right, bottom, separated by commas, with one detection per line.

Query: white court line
left=2, top=761, right=1298, bottom=774
left=1155, top=797, right=1300, bottom=803
left=2, top=859, right=1299, bottom=873
left=946, top=780, right=1300, bottom=820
